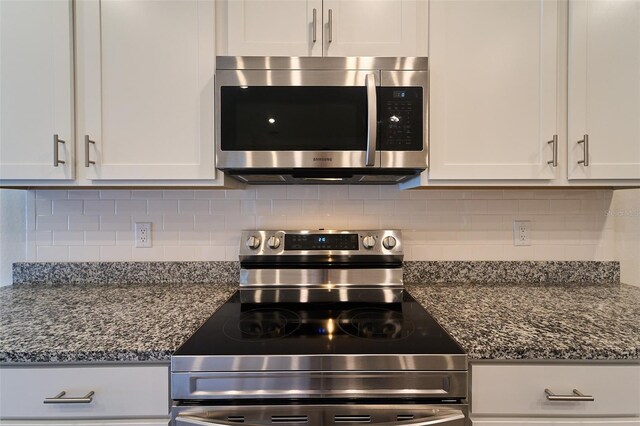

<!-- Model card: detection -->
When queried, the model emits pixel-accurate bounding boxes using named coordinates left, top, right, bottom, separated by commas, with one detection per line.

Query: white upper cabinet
left=222, top=0, right=427, bottom=57
left=77, top=0, right=216, bottom=181
left=322, top=0, right=427, bottom=57
left=227, top=0, right=323, bottom=56
left=0, top=0, right=74, bottom=181
left=428, top=0, right=559, bottom=180
left=568, top=0, right=640, bottom=180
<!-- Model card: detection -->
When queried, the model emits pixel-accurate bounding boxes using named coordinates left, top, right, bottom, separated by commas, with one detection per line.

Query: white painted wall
left=611, top=189, right=640, bottom=286
left=28, top=187, right=616, bottom=265
left=0, top=189, right=26, bottom=286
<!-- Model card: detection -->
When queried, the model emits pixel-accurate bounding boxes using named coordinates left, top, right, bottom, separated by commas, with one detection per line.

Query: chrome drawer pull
left=545, top=388, right=594, bottom=402
left=43, top=390, right=95, bottom=404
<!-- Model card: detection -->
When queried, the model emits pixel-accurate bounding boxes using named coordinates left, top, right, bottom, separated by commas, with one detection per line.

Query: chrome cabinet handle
left=43, top=390, right=95, bottom=404
left=53, top=134, right=65, bottom=167
left=577, top=134, right=589, bottom=166
left=328, top=9, right=333, bottom=43
left=85, top=135, right=96, bottom=167
left=547, top=134, right=558, bottom=167
left=312, top=8, right=317, bottom=43
left=365, top=73, right=377, bottom=167
left=545, top=388, right=594, bottom=402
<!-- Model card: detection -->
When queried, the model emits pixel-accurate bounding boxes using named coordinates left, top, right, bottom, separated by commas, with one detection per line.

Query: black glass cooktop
left=174, top=292, right=464, bottom=356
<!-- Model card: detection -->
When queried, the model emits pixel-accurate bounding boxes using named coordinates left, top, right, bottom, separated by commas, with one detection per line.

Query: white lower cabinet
left=470, top=363, right=640, bottom=426
left=0, top=365, right=169, bottom=424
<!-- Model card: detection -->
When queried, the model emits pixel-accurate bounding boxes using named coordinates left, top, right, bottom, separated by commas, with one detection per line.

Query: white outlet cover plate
left=513, top=220, right=530, bottom=246
left=135, top=222, right=152, bottom=248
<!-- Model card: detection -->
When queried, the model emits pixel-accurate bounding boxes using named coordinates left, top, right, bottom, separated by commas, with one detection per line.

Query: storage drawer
left=471, top=363, right=640, bottom=417
left=0, top=365, right=169, bottom=419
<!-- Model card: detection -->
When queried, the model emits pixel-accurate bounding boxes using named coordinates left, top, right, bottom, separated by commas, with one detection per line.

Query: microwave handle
left=365, top=73, right=377, bottom=167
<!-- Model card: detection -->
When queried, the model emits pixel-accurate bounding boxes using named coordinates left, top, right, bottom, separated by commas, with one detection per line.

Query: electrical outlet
left=513, top=220, right=530, bottom=246
left=135, top=222, right=152, bottom=248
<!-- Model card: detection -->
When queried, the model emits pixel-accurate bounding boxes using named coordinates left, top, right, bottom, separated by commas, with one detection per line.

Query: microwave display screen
left=221, top=86, right=368, bottom=151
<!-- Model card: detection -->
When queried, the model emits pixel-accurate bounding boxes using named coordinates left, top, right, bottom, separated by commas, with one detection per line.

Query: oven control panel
left=379, top=87, right=423, bottom=151
left=239, top=230, right=402, bottom=261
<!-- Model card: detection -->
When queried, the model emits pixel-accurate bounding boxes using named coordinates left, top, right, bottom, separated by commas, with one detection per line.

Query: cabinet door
left=226, top=0, right=322, bottom=56
left=568, top=0, right=640, bottom=180
left=77, top=0, right=215, bottom=180
left=0, top=0, right=74, bottom=180
left=322, top=0, right=427, bottom=56
left=428, top=0, right=559, bottom=180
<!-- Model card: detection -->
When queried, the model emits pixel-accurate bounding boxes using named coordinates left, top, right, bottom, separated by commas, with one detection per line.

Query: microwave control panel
left=379, top=87, right=423, bottom=151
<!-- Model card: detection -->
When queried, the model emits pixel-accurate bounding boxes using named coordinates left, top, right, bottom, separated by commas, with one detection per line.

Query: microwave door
left=215, top=70, right=381, bottom=170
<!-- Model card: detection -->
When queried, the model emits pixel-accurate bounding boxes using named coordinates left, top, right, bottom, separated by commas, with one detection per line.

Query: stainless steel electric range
left=171, top=230, right=468, bottom=426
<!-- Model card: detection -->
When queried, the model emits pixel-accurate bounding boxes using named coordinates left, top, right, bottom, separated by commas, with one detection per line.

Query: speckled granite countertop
left=0, top=282, right=236, bottom=363
left=1, top=281, right=639, bottom=363
left=407, top=283, right=640, bottom=360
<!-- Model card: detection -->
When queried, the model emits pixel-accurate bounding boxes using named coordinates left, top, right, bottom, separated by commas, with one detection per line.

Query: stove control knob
left=245, top=236, right=261, bottom=250
left=383, top=235, right=397, bottom=250
left=267, top=236, right=281, bottom=249
left=362, top=235, right=376, bottom=249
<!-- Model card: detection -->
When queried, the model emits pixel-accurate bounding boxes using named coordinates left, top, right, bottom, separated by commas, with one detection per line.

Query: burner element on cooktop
left=224, top=308, right=301, bottom=340
left=337, top=308, right=415, bottom=340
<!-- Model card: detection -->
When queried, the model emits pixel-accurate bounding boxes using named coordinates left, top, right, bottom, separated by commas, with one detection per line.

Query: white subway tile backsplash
left=100, top=216, right=132, bottom=231
left=37, top=246, right=68, bottom=262
left=163, top=215, right=195, bottom=231
left=163, top=190, right=194, bottom=199
left=68, top=190, right=100, bottom=200
left=99, top=190, right=131, bottom=200
left=178, top=200, right=210, bottom=214
left=35, top=200, right=52, bottom=216
left=69, top=216, right=100, bottom=231
left=37, top=215, right=68, bottom=231
left=148, top=200, right=179, bottom=215
left=116, top=200, right=148, bottom=215
left=53, top=231, right=84, bottom=246
left=318, top=185, right=349, bottom=200
left=194, top=215, right=225, bottom=231
left=27, top=187, right=617, bottom=262
left=85, top=200, right=116, bottom=216
left=287, top=185, right=319, bottom=200
left=52, top=200, right=83, bottom=215
left=69, top=246, right=100, bottom=261
left=35, top=190, right=67, bottom=200
left=85, top=231, right=116, bottom=246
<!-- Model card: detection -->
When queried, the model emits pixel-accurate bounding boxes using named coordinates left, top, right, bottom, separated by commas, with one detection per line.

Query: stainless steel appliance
left=171, top=230, right=468, bottom=426
left=215, top=57, right=428, bottom=184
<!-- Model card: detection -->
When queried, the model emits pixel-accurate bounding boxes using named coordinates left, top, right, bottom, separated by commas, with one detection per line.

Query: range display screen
left=285, top=234, right=359, bottom=251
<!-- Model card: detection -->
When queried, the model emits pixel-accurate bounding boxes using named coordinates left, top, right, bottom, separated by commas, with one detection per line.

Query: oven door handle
left=176, top=410, right=466, bottom=426
left=365, top=72, right=377, bottom=167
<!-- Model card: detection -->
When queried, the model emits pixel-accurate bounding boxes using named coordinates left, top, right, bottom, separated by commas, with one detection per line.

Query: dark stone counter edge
left=12, top=260, right=619, bottom=285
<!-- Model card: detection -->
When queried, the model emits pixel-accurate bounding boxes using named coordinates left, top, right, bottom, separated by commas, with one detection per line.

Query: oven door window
left=220, top=86, right=368, bottom=151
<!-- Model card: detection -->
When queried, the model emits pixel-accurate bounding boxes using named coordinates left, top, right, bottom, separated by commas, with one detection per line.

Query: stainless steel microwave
left=215, top=56, right=428, bottom=184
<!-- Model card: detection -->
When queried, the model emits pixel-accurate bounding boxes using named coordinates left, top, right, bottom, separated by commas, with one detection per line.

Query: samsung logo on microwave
left=313, top=157, right=332, bottom=162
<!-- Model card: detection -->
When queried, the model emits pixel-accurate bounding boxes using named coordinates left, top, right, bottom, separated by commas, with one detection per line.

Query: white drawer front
left=0, top=365, right=169, bottom=419
left=471, top=364, right=640, bottom=417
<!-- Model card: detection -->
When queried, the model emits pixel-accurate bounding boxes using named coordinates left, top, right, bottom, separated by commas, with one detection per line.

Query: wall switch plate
left=513, top=220, right=531, bottom=246
left=135, top=222, right=152, bottom=248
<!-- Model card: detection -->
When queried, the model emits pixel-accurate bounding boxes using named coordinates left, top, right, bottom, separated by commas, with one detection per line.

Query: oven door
left=174, top=404, right=467, bottom=426
left=215, top=69, right=380, bottom=170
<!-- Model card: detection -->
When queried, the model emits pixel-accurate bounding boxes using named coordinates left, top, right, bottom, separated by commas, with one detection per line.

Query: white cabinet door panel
left=429, top=0, right=559, bottom=180
left=226, top=0, right=322, bottom=56
left=0, top=0, right=74, bottom=180
left=322, top=0, right=426, bottom=57
left=568, top=0, right=640, bottom=179
left=79, top=0, right=215, bottom=181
